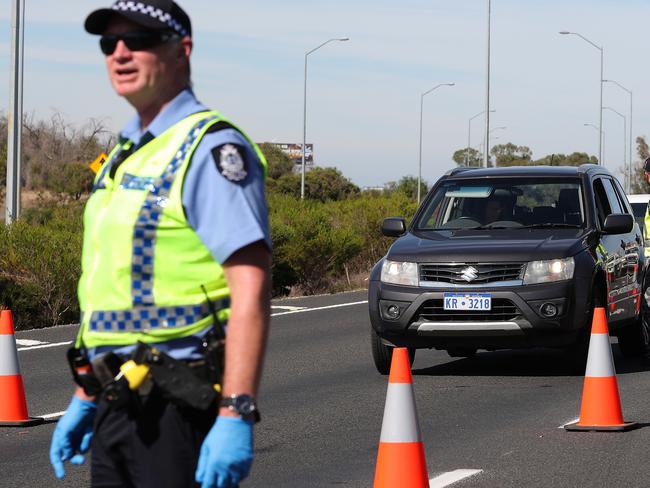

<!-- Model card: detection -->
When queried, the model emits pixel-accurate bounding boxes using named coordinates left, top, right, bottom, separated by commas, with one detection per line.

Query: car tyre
left=617, top=316, right=650, bottom=358
left=564, top=327, right=590, bottom=374
left=370, top=328, right=415, bottom=375
left=446, top=348, right=477, bottom=358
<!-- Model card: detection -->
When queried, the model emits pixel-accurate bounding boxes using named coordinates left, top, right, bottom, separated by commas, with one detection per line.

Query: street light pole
left=466, top=110, right=495, bottom=166
left=604, top=107, right=627, bottom=189
left=560, top=31, right=604, bottom=166
left=481, top=126, right=506, bottom=166
left=584, top=123, right=605, bottom=165
left=6, top=0, right=25, bottom=224
left=301, top=37, right=349, bottom=200
left=483, top=0, right=492, bottom=168
left=603, top=79, right=633, bottom=191
left=417, top=82, right=454, bottom=204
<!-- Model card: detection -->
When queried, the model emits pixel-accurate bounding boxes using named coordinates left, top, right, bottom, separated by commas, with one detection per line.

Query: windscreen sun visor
left=444, top=186, right=492, bottom=198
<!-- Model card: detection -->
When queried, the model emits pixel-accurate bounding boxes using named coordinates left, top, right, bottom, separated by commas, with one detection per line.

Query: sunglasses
left=99, top=31, right=179, bottom=55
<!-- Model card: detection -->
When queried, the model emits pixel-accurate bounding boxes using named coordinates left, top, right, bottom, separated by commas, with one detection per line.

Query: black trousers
left=91, top=389, right=217, bottom=488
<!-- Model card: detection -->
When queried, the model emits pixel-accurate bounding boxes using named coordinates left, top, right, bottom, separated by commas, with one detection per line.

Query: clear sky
left=0, top=1, right=648, bottom=188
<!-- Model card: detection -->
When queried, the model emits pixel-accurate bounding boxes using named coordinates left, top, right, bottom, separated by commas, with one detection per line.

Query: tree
left=48, top=162, right=94, bottom=200
left=533, top=152, right=597, bottom=167
left=304, top=167, right=359, bottom=201
left=259, top=143, right=294, bottom=180
left=452, top=147, right=482, bottom=167
left=628, top=136, right=650, bottom=194
left=268, top=166, right=359, bottom=201
left=384, top=175, right=427, bottom=200
left=21, top=111, right=112, bottom=191
left=490, top=143, right=532, bottom=167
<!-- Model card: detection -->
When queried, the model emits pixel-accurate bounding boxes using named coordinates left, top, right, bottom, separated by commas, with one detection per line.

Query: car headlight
left=380, top=260, right=418, bottom=286
left=523, top=257, right=575, bottom=285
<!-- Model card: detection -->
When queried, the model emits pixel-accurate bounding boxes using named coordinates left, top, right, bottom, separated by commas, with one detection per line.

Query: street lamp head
left=446, top=83, right=455, bottom=86
left=338, top=37, right=350, bottom=41
left=559, top=31, right=571, bottom=35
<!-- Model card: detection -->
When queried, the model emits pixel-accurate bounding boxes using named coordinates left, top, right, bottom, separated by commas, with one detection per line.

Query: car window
left=592, top=179, right=611, bottom=227
left=416, top=177, right=584, bottom=230
left=602, top=178, right=623, bottom=214
left=612, top=179, right=632, bottom=215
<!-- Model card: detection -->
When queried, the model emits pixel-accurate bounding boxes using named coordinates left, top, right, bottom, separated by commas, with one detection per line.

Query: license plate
left=443, top=293, right=492, bottom=311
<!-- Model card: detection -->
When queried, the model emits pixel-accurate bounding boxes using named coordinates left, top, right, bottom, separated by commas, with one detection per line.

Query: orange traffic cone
left=374, top=348, right=429, bottom=487
left=0, top=310, right=43, bottom=426
left=564, top=307, right=636, bottom=431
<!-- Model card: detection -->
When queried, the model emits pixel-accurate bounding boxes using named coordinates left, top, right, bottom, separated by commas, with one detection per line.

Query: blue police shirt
left=88, top=88, right=270, bottom=360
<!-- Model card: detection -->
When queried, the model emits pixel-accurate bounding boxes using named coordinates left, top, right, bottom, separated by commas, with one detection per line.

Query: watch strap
left=220, top=394, right=261, bottom=423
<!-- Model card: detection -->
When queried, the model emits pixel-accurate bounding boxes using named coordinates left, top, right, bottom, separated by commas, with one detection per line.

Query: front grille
left=415, top=298, right=521, bottom=322
left=419, top=262, right=524, bottom=284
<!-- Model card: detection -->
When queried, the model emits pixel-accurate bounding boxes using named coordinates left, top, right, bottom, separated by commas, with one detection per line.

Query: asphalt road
left=3, top=289, right=650, bottom=487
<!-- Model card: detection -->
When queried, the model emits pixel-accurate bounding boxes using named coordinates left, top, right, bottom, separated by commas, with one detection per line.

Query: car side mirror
left=381, top=217, right=406, bottom=237
left=602, top=213, right=634, bottom=234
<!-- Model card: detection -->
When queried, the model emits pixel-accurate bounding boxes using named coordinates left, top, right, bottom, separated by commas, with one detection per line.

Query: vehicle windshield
left=416, top=177, right=585, bottom=230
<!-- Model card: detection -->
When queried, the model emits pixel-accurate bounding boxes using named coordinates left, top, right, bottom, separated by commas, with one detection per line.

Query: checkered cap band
left=111, top=1, right=189, bottom=37
left=130, top=115, right=218, bottom=306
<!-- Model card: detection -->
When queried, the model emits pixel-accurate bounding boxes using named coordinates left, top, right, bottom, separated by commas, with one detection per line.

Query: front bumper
left=369, top=277, right=592, bottom=350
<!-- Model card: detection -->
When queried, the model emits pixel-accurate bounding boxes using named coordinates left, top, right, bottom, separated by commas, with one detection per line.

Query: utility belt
left=68, top=326, right=224, bottom=412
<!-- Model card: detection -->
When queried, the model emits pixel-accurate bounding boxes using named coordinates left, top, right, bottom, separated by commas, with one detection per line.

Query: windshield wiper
left=520, top=223, right=581, bottom=229
left=471, top=224, right=516, bottom=229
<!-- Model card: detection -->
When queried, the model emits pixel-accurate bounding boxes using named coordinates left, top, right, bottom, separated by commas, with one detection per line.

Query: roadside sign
left=89, top=152, right=108, bottom=174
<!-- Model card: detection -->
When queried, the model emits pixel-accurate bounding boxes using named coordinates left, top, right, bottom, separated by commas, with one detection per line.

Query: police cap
left=85, top=1, right=192, bottom=38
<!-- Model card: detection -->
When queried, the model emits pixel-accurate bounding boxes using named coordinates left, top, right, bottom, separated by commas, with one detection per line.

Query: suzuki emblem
left=460, top=266, right=479, bottom=282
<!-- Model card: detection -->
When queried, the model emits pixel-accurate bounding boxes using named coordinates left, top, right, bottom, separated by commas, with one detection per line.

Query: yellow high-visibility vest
left=76, top=111, right=267, bottom=349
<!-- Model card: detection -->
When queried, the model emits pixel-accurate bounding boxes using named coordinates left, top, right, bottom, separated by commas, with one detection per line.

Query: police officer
left=49, top=1, right=271, bottom=487
left=642, top=158, right=650, bottom=255
left=640, top=158, right=650, bottom=363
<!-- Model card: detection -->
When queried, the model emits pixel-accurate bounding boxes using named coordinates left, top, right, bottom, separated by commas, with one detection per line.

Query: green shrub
left=0, top=202, right=83, bottom=330
left=269, top=193, right=363, bottom=294
left=268, top=191, right=417, bottom=295
left=45, top=162, right=95, bottom=200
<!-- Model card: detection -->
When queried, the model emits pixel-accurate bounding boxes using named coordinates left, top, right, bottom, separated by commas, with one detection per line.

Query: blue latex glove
left=195, top=416, right=254, bottom=488
left=49, top=395, right=97, bottom=479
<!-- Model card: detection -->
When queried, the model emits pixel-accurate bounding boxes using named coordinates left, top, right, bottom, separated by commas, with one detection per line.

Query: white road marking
left=40, top=411, right=66, bottom=419
left=270, top=305, right=308, bottom=312
left=15, top=339, right=46, bottom=346
left=558, top=417, right=580, bottom=428
left=429, top=469, right=483, bottom=487
left=271, top=300, right=368, bottom=317
left=17, top=340, right=73, bottom=352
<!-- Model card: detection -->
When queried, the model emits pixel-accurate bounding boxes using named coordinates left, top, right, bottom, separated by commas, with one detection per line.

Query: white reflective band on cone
left=0, top=335, right=20, bottom=376
left=379, top=383, right=422, bottom=442
left=584, top=333, right=616, bottom=377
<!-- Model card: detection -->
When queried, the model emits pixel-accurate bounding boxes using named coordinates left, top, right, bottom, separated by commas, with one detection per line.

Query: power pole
left=6, top=0, right=25, bottom=224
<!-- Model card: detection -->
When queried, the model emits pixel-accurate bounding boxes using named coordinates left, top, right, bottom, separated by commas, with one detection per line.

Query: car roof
left=626, top=194, right=650, bottom=204
left=444, top=164, right=611, bottom=179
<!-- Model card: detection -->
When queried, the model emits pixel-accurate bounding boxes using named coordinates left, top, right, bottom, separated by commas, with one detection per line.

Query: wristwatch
left=220, top=394, right=261, bottom=423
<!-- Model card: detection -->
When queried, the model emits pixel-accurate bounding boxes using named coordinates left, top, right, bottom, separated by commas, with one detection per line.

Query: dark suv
left=369, top=165, right=647, bottom=374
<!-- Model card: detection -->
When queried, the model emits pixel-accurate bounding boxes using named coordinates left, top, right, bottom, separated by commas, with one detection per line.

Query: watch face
left=235, top=395, right=255, bottom=414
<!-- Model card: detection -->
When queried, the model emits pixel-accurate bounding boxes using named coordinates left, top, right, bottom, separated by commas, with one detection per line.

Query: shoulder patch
left=212, top=143, right=248, bottom=182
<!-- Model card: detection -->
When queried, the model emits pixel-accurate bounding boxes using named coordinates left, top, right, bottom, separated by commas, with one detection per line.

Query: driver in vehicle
left=482, top=196, right=512, bottom=224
